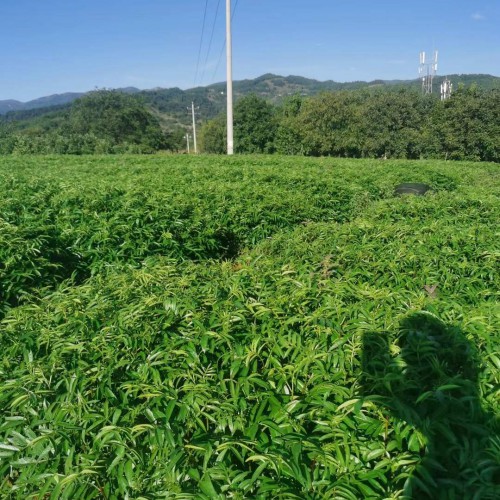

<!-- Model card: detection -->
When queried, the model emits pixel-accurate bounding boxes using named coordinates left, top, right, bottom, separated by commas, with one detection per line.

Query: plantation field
left=0, top=155, right=499, bottom=499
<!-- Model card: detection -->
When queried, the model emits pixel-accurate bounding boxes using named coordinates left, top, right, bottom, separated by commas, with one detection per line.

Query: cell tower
left=419, top=50, right=438, bottom=95
left=441, top=77, right=453, bottom=100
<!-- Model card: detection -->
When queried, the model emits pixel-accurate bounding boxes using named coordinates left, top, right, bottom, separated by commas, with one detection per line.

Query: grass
left=0, top=155, right=499, bottom=498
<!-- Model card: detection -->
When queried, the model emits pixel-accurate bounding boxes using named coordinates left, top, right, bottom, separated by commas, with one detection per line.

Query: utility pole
left=191, top=102, right=198, bottom=154
left=185, top=133, right=190, bottom=154
left=226, top=0, right=234, bottom=155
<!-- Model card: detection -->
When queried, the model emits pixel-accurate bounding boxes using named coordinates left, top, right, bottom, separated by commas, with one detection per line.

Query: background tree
left=358, top=89, right=427, bottom=159
left=69, top=90, right=166, bottom=152
left=200, top=113, right=226, bottom=154
left=164, top=127, right=190, bottom=153
left=289, top=91, right=364, bottom=157
left=200, top=94, right=277, bottom=154
left=275, top=95, right=306, bottom=155
left=2, top=83, right=499, bottom=160
left=234, top=94, right=277, bottom=154
left=434, top=86, right=500, bottom=161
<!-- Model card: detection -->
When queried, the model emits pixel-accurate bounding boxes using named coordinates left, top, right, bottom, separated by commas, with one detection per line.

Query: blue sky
left=1, top=0, right=499, bottom=101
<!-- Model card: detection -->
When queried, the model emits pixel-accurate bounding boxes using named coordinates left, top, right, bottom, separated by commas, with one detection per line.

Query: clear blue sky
left=1, top=0, right=499, bottom=101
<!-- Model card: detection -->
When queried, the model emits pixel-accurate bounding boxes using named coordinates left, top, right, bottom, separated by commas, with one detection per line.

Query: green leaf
left=199, top=473, right=218, bottom=497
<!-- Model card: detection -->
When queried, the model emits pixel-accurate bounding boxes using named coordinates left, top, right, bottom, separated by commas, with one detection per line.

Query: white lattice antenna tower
left=419, top=50, right=438, bottom=95
left=441, top=77, right=453, bottom=100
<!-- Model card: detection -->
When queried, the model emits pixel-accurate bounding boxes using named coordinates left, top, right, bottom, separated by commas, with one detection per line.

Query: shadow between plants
left=361, top=312, right=500, bottom=499
left=0, top=234, right=90, bottom=320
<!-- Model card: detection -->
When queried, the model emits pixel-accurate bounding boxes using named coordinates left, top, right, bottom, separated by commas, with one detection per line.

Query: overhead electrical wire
left=199, top=0, right=222, bottom=85
left=211, top=0, right=240, bottom=84
left=194, top=0, right=210, bottom=86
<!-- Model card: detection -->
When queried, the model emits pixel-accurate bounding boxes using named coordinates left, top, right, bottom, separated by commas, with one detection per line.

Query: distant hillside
left=140, top=73, right=500, bottom=130
left=0, top=88, right=141, bottom=115
left=0, top=93, right=84, bottom=115
left=210, top=73, right=500, bottom=99
left=0, top=100, right=25, bottom=114
left=1, top=74, right=499, bottom=131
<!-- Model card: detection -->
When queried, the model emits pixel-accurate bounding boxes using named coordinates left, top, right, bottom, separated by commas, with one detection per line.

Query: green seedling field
left=0, top=155, right=499, bottom=498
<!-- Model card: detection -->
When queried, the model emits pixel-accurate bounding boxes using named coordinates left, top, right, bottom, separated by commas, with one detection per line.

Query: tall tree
left=275, top=95, right=305, bottom=155
left=233, top=94, right=276, bottom=154
left=69, top=90, right=166, bottom=151
left=200, top=114, right=226, bottom=154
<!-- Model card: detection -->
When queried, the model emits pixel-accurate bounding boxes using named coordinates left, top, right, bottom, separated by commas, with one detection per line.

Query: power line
left=211, top=0, right=240, bottom=83
left=233, top=1, right=240, bottom=24
left=199, top=0, right=222, bottom=85
left=194, top=0, right=210, bottom=86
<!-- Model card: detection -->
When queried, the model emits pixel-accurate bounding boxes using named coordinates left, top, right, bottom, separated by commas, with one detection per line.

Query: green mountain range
left=1, top=73, right=499, bottom=131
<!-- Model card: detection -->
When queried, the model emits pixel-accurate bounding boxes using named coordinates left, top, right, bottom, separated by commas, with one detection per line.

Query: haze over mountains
left=1, top=73, right=499, bottom=117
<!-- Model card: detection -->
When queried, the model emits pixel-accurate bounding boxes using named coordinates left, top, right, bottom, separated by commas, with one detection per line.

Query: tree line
left=0, top=91, right=169, bottom=155
left=1, top=85, right=498, bottom=161
left=201, top=86, right=500, bottom=162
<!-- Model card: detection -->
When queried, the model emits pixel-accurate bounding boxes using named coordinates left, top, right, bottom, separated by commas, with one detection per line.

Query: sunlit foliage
left=0, top=155, right=498, bottom=498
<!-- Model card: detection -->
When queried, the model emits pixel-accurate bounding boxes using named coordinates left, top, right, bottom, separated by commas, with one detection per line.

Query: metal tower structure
left=440, top=77, right=453, bottom=100
left=419, top=50, right=438, bottom=95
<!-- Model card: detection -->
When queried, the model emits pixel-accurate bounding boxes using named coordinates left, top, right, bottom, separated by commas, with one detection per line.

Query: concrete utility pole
left=226, top=0, right=234, bottom=155
left=191, top=102, right=198, bottom=154
left=185, top=133, right=190, bottom=154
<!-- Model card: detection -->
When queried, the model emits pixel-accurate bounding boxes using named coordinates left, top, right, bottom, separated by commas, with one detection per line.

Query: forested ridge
left=1, top=77, right=499, bottom=161
left=0, top=91, right=168, bottom=155
left=2, top=73, right=499, bottom=117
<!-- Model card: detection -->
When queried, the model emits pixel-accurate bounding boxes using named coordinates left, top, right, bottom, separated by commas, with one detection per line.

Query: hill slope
left=1, top=73, right=499, bottom=122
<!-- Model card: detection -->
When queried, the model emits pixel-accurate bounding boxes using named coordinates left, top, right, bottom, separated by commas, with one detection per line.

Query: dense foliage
left=2, top=76, right=500, bottom=160
left=0, top=91, right=167, bottom=155
left=0, top=155, right=498, bottom=498
left=200, top=95, right=277, bottom=154
left=202, top=87, right=500, bottom=161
